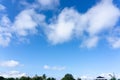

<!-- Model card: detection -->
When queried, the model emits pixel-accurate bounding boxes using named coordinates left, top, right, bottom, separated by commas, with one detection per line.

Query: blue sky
left=0, top=0, right=120, bottom=79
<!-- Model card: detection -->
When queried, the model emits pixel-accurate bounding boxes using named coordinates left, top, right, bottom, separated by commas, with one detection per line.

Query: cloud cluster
left=0, top=71, right=26, bottom=78
left=46, top=0, right=120, bottom=48
left=43, top=65, right=66, bottom=71
left=0, top=0, right=120, bottom=48
left=0, top=60, right=20, bottom=67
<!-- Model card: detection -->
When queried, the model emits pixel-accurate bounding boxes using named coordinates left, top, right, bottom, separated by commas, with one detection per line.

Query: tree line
left=0, top=73, right=119, bottom=80
left=0, top=74, right=79, bottom=80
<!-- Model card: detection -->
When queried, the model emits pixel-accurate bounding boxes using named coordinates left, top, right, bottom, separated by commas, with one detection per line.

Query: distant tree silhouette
left=61, top=74, right=75, bottom=80
left=47, top=77, right=56, bottom=80
left=42, top=74, right=47, bottom=80
left=77, top=78, right=81, bottom=80
left=20, top=76, right=31, bottom=80
left=6, top=78, right=15, bottom=80
left=32, top=75, right=42, bottom=80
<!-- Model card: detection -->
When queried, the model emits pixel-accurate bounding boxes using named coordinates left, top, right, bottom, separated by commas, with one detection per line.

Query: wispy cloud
left=0, top=60, right=21, bottom=67
left=37, top=0, right=59, bottom=9
left=0, top=15, right=12, bottom=47
left=43, top=65, right=66, bottom=71
left=0, top=71, right=26, bottom=78
left=0, top=4, right=5, bottom=10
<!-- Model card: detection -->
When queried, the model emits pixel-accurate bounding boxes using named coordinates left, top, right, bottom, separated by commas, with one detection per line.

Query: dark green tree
left=109, top=73, right=116, bottom=80
left=77, top=78, right=81, bottom=80
left=61, top=74, right=75, bottom=80
left=42, top=74, right=47, bottom=80
left=20, top=76, right=31, bottom=80
left=110, top=77, right=116, bottom=80
left=47, top=77, right=56, bottom=80
left=0, top=76, right=5, bottom=80
left=32, top=75, right=42, bottom=80
left=6, top=78, right=15, bottom=80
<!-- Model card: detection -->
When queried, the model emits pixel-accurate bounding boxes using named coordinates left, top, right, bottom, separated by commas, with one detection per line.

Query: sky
left=0, top=0, right=120, bottom=79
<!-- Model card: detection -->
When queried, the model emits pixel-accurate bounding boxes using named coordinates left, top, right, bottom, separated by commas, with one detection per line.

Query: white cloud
left=46, top=8, right=81, bottom=44
left=43, top=65, right=66, bottom=71
left=46, top=0, right=120, bottom=48
left=80, top=75, right=94, bottom=80
left=13, top=9, right=45, bottom=36
left=86, top=0, right=120, bottom=36
left=37, top=0, right=59, bottom=9
left=107, top=27, right=120, bottom=48
left=0, top=15, right=12, bottom=47
left=81, top=36, right=99, bottom=48
left=0, top=4, right=5, bottom=11
left=108, top=37, right=120, bottom=48
left=0, top=60, right=20, bottom=67
left=0, top=71, right=26, bottom=78
left=0, top=0, right=120, bottom=49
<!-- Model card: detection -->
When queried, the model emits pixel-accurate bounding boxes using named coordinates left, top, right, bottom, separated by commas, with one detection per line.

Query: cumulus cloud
left=0, top=60, right=20, bottom=67
left=46, top=8, right=81, bottom=44
left=13, top=9, right=45, bottom=36
left=0, top=0, right=120, bottom=48
left=86, top=0, right=120, bottom=36
left=46, top=0, right=120, bottom=48
left=0, top=71, right=26, bottom=78
left=43, top=65, right=66, bottom=71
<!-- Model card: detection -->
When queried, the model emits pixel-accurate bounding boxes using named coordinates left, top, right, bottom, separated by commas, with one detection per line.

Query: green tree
left=109, top=73, right=116, bottom=80
left=77, top=78, right=81, bottom=80
left=42, top=74, right=47, bottom=80
left=6, top=78, right=15, bottom=80
left=32, top=75, right=42, bottom=80
left=61, top=74, right=75, bottom=80
left=20, top=76, right=31, bottom=80
left=110, top=77, right=116, bottom=80
left=0, top=76, right=5, bottom=80
left=47, top=77, right=56, bottom=80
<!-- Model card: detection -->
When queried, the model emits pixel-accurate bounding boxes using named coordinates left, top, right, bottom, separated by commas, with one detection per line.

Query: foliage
left=61, top=74, right=75, bottom=80
left=110, top=77, right=116, bottom=80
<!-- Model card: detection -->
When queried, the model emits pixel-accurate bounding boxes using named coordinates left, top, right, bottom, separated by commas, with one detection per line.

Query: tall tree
left=42, top=74, right=47, bottom=80
left=61, top=74, right=75, bottom=80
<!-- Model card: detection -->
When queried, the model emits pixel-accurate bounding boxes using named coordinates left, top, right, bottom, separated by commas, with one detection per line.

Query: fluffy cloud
left=46, top=0, right=120, bottom=48
left=0, top=71, right=26, bottom=78
left=46, top=8, right=81, bottom=44
left=0, top=60, right=20, bottom=67
left=86, top=0, right=120, bottom=36
left=37, top=0, right=59, bottom=9
left=0, top=0, right=120, bottom=48
left=43, top=65, right=66, bottom=71
left=13, top=9, right=45, bottom=36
